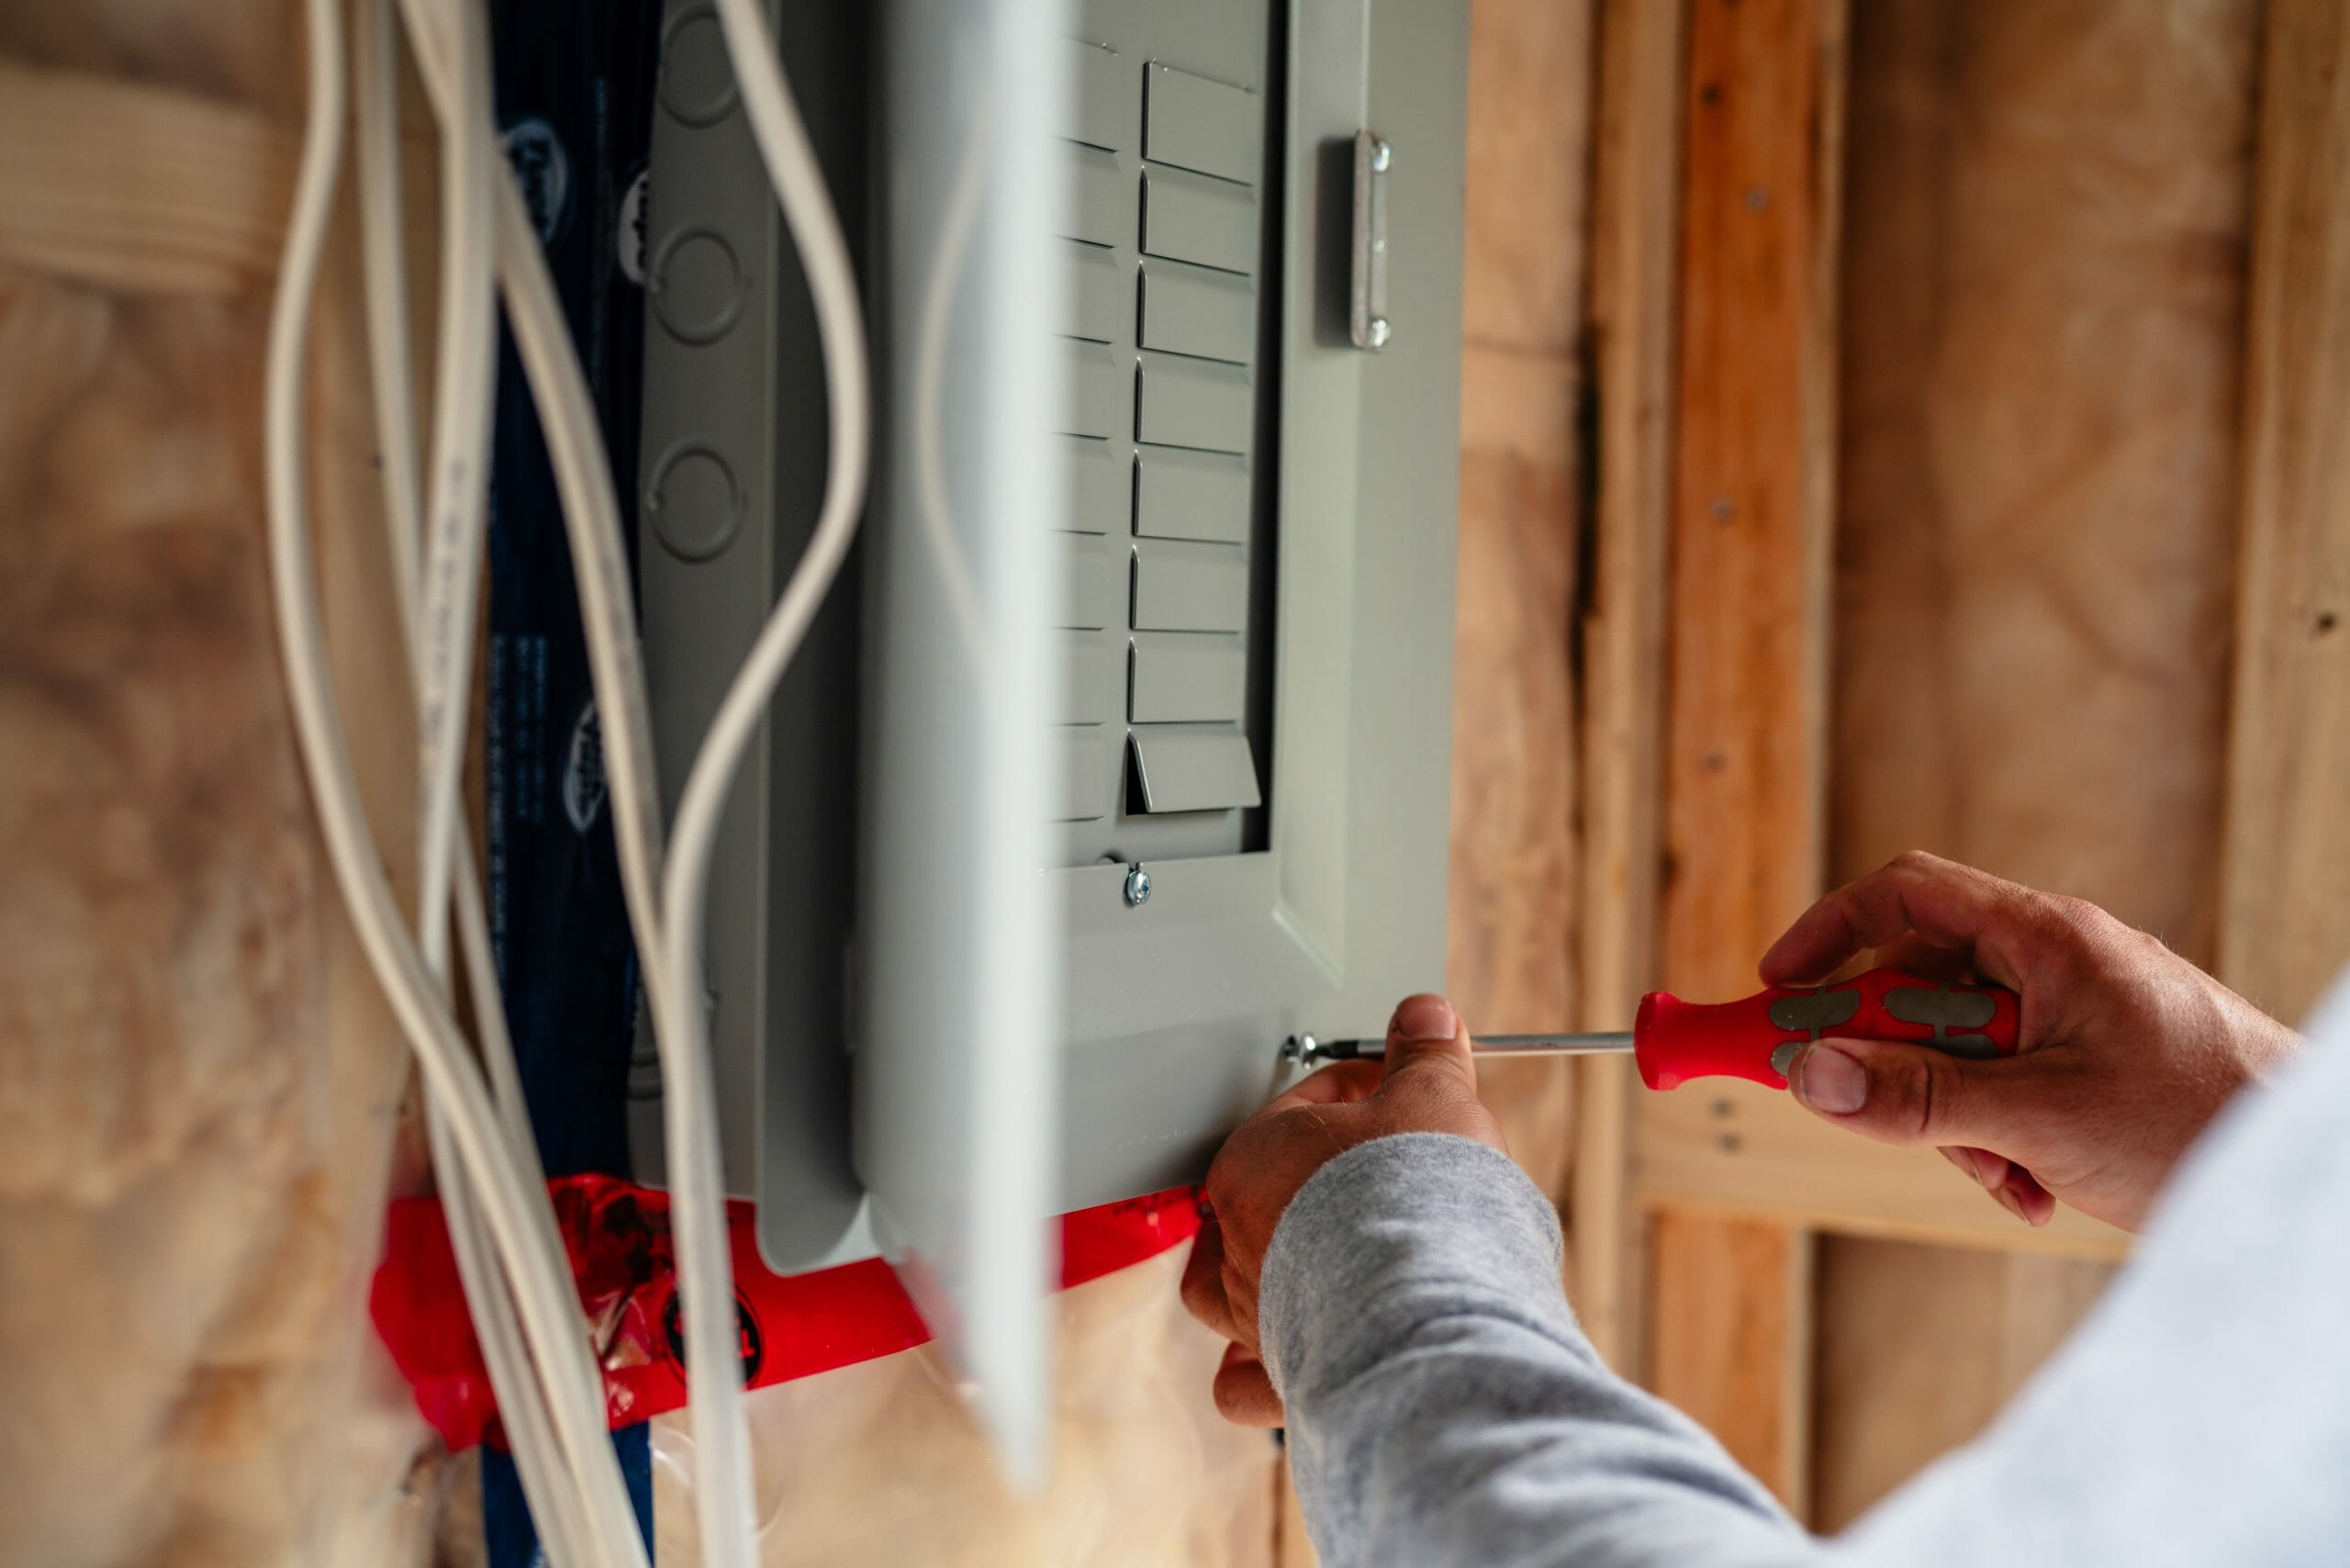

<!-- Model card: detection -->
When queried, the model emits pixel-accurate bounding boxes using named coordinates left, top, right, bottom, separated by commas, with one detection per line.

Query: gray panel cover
left=1141, top=262, right=1255, bottom=364
left=1065, top=39, right=1132, bottom=151
left=1054, top=734, right=1116, bottom=821
left=862, top=0, right=1065, bottom=1484
left=1130, top=633, right=1246, bottom=722
left=1144, top=62, right=1260, bottom=183
left=1143, top=165, right=1256, bottom=274
left=1136, top=447, right=1248, bottom=543
left=1054, top=534, right=1119, bottom=629
left=1136, top=353, right=1251, bottom=452
left=1058, top=340, right=1132, bottom=438
left=1050, top=0, right=1466, bottom=1223
left=1062, top=144, right=1130, bottom=246
left=1061, top=242, right=1127, bottom=342
left=1058, top=633, right=1124, bottom=724
left=1060, top=436, right=1128, bottom=535
left=1133, top=538, right=1247, bottom=631
left=1130, top=727, right=1263, bottom=811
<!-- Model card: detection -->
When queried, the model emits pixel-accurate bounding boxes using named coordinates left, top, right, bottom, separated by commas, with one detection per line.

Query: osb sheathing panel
left=1816, top=0, right=2257, bottom=1529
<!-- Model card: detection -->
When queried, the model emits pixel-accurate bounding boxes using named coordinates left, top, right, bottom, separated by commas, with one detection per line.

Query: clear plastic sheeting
left=419, top=1245, right=1279, bottom=1567
left=652, top=1249, right=1276, bottom=1568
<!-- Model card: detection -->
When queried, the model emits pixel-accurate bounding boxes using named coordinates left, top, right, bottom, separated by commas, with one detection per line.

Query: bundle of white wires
left=263, top=0, right=867, bottom=1560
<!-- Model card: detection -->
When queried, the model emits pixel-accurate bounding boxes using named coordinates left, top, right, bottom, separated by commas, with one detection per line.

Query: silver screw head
left=1370, top=138, right=1393, bottom=173
left=1124, top=864, right=1152, bottom=907
left=1367, top=316, right=1393, bottom=350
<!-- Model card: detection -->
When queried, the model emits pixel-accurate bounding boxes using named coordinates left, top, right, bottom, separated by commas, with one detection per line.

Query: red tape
left=370, top=1176, right=1203, bottom=1450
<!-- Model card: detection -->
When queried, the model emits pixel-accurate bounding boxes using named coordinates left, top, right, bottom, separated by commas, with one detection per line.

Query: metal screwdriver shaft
left=1284, top=1031, right=1636, bottom=1068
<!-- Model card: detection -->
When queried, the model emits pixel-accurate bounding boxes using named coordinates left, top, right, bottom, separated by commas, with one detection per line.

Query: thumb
left=1378, top=993, right=1475, bottom=1092
left=1788, top=1036, right=2047, bottom=1154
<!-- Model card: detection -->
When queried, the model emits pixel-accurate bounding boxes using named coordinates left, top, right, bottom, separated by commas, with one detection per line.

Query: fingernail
left=1946, top=1147, right=1985, bottom=1186
left=1796, top=1045, right=1867, bottom=1114
left=1994, top=1185, right=2029, bottom=1224
left=1391, top=995, right=1457, bottom=1043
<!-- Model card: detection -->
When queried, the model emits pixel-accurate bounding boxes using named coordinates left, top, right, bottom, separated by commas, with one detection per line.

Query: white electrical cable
left=264, top=6, right=650, bottom=1566
left=663, top=5, right=874, bottom=1559
left=352, top=3, right=875, bottom=1562
left=349, top=17, right=593, bottom=1561
left=403, top=0, right=499, bottom=982
left=352, top=14, right=591, bottom=1561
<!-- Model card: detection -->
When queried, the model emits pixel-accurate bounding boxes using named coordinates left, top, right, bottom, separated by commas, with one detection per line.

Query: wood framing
left=1648, top=1212, right=1815, bottom=1505
left=2219, top=0, right=2350, bottom=1024
left=1571, top=0, right=1686, bottom=1375
left=1640, top=0, right=1847, bottom=1515
left=1638, top=1081, right=2131, bottom=1260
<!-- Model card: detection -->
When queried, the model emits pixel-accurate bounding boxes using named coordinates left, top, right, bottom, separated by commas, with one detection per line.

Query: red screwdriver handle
left=1633, top=967, right=2020, bottom=1092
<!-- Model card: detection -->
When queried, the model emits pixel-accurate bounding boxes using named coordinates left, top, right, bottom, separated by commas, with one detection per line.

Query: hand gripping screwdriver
left=1283, top=968, right=2020, bottom=1091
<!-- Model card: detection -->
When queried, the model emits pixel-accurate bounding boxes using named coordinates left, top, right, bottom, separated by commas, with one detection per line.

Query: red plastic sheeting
left=371, top=1175, right=1203, bottom=1450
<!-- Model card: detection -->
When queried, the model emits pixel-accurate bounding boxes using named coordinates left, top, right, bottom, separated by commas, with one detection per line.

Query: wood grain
left=1656, top=0, right=1846, bottom=1002
left=1461, top=0, right=1597, bottom=353
left=1451, top=348, right=1582, bottom=1193
left=1639, top=0, right=1848, bottom=1517
left=2219, top=0, right=2350, bottom=1023
left=1647, top=1211, right=1815, bottom=1506
left=1449, top=0, right=1601, bottom=1204
left=1569, top=0, right=1685, bottom=1374
left=1811, top=1239, right=2116, bottom=1529
left=1637, top=1080, right=2132, bottom=1260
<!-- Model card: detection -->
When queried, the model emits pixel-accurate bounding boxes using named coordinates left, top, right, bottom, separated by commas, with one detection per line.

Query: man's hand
left=1766, top=852, right=2300, bottom=1232
left=1180, top=993, right=1506, bottom=1428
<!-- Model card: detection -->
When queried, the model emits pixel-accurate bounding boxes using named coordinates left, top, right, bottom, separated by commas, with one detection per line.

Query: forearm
left=1260, top=1135, right=1814, bottom=1568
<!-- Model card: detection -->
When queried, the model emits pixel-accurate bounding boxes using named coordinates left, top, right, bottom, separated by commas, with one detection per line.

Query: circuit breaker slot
left=1058, top=341, right=1131, bottom=438
left=1144, top=62, right=1260, bottom=183
left=1140, top=262, right=1255, bottom=363
left=1062, top=437, right=1130, bottom=534
left=1135, top=448, right=1249, bottom=543
left=1129, top=728, right=1263, bottom=812
left=1136, top=353, right=1251, bottom=451
left=1066, top=39, right=1133, bottom=151
left=1142, top=165, right=1257, bottom=273
left=1131, top=634, right=1247, bottom=722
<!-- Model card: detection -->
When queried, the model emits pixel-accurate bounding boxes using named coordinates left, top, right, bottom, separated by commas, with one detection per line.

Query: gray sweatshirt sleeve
left=1258, top=1133, right=1812, bottom=1568
left=1258, top=991, right=2350, bottom=1568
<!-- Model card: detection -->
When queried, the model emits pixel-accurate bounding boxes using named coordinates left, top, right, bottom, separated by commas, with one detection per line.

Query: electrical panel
left=1049, top=3, right=1278, bottom=870
left=632, top=0, right=1465, bottom=1442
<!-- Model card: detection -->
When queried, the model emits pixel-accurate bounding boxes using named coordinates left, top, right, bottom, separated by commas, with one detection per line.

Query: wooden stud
left=1640, top=0, right=1848, bottom=1518
left=1647, top=1210, right=1815, bottom=1506
left=1572, top=0, right=1688, bottom=1374
left=1637, top=1080, right=2132, bottom=1261
left=2219, top=0, right=2350, bottom=1023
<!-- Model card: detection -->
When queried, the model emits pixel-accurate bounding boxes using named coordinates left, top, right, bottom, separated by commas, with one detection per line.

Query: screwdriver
left=1283, top=968, right=2020, bottom=1091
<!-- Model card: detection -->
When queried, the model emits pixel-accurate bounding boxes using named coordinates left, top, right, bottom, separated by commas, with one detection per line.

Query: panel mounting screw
left=1366, top=316, right=1393, bottom=349
left=1124, top=863, right=1152, bottom=907
left=1369, top=138, right=1393, bottom=173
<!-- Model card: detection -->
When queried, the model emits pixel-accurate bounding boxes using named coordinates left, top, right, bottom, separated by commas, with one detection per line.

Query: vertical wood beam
left=1648, top=1212, right=1815, bottom=1501
left=2219, top=0, right=2350, bottom=1023
left=1572, top=0, right=1687, bottom=1375
left=1644, top=0, right=1848, bottom=1518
